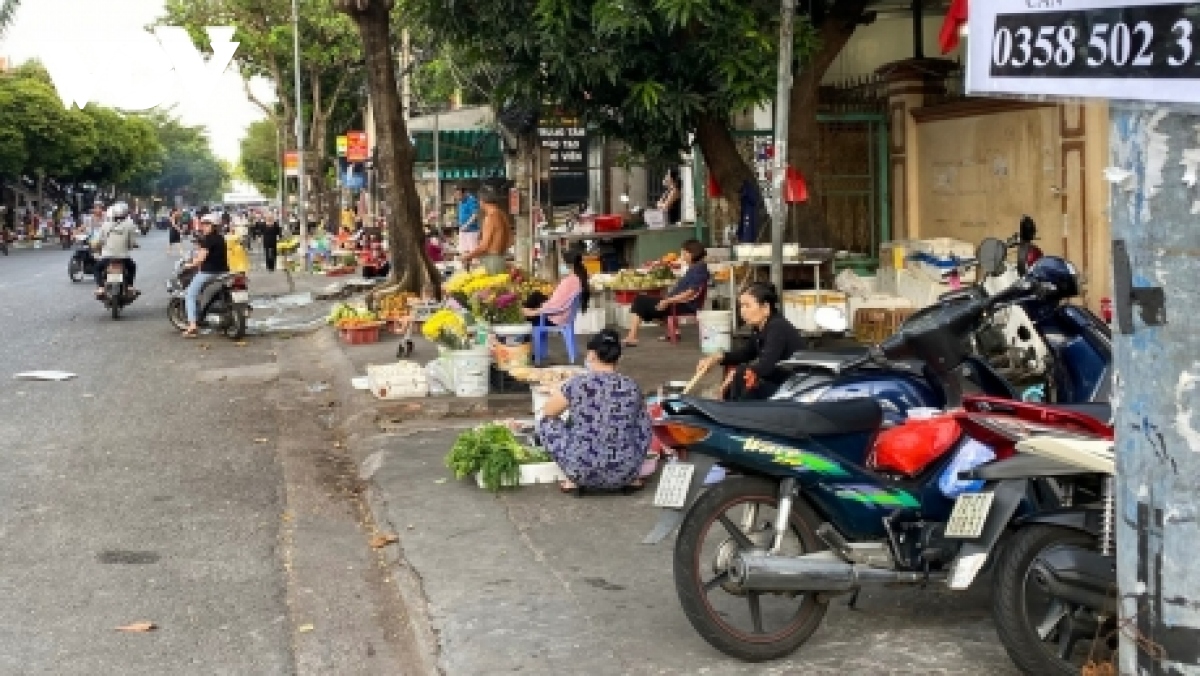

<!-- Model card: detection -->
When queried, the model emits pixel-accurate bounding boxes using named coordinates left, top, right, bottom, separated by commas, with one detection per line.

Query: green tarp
left=411, top=130, right=505, bottom=180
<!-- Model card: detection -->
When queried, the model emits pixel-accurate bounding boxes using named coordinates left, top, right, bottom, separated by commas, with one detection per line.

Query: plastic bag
left=835, top=269, right=875, bottom=298
left=938, top=438, right=996, bottom=498
left=870, top=416, right=961, bottom=476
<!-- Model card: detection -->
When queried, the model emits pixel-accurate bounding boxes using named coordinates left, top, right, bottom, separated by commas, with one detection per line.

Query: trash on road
left=369, top=533, right=399, bottom=548
left=13, top=371, right=77, bottom=381
left=115, top=622, right=156, bottom=633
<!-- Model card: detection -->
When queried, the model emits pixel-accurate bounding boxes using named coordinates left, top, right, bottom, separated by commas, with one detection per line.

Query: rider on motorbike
left=94, top=203, right=139, bottom=297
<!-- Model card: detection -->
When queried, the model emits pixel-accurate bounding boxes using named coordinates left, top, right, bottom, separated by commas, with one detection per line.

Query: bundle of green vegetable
left=445, top=423, right=552, bottom=492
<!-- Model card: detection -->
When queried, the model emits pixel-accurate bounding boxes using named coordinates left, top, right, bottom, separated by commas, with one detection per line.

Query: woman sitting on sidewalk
left=536, top=330, right=652, bottom=495
left=621, top=239, right=709, bottom=346
left=522, top=251, right=590, bottom=325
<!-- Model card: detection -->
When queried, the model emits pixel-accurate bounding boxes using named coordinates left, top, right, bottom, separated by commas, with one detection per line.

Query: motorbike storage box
left=869, top=416, right=961, bottom=476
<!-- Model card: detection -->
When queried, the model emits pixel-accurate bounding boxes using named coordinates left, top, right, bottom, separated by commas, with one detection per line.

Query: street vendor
left=461, top=185, right=513, bottom=275
left=536, top=330, right=652, bottom=495
left=697, top=282, right=804, bottom=401
left=621, top=239, right=709, bottom=347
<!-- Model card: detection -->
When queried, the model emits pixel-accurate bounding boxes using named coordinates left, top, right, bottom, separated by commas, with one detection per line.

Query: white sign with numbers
left=967, top=1, right=1200, bottom=104
left=944, top=492, right=997, bottom=539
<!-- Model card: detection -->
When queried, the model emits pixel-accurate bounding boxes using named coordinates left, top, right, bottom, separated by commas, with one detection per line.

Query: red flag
left=939, top=0, right=968, bottom=54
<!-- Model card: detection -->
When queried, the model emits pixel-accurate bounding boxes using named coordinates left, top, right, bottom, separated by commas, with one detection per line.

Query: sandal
left=182, top=328, right=199, bottom=338
left=559, top=481, right=584, bottom=497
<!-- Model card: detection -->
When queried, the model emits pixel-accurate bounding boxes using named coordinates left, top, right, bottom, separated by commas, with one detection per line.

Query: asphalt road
left=0, top=234, right=294, bottom=675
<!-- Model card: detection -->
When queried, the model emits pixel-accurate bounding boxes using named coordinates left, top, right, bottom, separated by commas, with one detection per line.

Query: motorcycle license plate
left=943, top=492, right=995, bottom=539
left=653, top=462, right=695, bottom=509
left=232, top=291, right=250, bottom=303
left=106, top=273, right=124, bottom=284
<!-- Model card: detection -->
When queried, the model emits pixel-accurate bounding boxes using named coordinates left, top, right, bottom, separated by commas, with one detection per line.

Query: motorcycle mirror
left=813, top=306, right=848, bottom=333
left=977, top=238, right=1007, bottom=278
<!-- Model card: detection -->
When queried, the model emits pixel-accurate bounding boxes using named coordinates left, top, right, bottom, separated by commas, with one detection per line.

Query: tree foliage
left=240, top=118, right=280, bottom=197
left=0, top=0, right=20, bottom=41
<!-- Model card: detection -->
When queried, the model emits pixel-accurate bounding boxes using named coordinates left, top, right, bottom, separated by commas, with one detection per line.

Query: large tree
left=141, top=110, right=230, bottom=204
left=334, top=0, right=438, bottom=292
left=240, top=118, right=280, bottom=198
left=0, top=0, right=20, bottom=41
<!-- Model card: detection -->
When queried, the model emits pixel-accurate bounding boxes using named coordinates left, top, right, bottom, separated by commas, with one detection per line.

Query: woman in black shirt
left=698, top=282, right=804, bottom=400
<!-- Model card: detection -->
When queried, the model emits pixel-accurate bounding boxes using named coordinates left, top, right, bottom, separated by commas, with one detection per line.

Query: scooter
left=68, top=234, right=98, bottom=282
left=643, top=279, right=1111, bottom=662
left=98, top=259, right=138, bottom=319
left=166, top=259, right=250, bottom=339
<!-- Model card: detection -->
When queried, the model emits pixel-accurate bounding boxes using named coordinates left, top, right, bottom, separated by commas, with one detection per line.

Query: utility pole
left=290, top=0, right=308, bottom=264
left=768, top=0, right=796, bottom=292
left=1110, top=106, right=1200, bottom=675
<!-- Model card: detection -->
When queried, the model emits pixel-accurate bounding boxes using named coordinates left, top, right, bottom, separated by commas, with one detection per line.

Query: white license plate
left=106, top=273, right=124, bottom=284
left=944, top=492, right=996, bottom=539
left=653, top=462, right=695, bottom=509
left=232, top=291, right=249, bottom=303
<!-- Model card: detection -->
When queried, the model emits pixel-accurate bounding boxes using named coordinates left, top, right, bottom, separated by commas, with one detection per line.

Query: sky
left=3, top=0, right=274, bottom=165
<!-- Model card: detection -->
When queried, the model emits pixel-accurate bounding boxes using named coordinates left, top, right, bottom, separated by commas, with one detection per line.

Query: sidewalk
left=318, top=319, right=1021, bottom=675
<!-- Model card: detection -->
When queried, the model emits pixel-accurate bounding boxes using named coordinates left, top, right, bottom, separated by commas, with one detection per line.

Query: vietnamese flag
left=939, top=0, right=968, bottom=54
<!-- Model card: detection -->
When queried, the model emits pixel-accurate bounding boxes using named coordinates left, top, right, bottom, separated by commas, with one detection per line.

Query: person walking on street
left=261, top=215, right=282, bottom=272
left=181, top=214, right=230, bottom=338
left=168, top=209, right=183, bottom=256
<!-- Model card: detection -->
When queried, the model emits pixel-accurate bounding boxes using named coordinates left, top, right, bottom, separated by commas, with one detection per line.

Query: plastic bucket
left=492, top=324, right=533, bottom=370
left=697, top=311, right=732, bottom=354
left=448, top=348, right=490, bottom=398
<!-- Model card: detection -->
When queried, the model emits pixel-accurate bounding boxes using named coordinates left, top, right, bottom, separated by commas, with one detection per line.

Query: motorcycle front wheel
left=993, top=525, right=1113, bottom=675
left=167, top=298, right=188, bottom=331
left=673, top=476, right=829, bottom=662
left=68, top=259, right=84, bottom=282
left=224, top=305, right=247, bottom=339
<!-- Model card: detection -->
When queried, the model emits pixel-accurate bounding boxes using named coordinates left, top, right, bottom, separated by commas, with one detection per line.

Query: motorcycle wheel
left=68, top=259, right=84, bottom=282
left=993, top=525, right=1112, bottom=675
left=110, top=298, right=122, bottom=320
left=167, top=298, right=188, bottom=331
left=673, top=476, right=829, bottom=662
left=224, top=305, right=247, bottom=339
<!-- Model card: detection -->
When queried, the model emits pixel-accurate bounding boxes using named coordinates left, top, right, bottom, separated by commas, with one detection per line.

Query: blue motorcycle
left=644, top=256, right=1108, bottom=662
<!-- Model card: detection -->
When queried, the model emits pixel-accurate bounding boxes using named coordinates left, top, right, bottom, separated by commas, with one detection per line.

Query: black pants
left=631, top=294, right=670, bottom=322
left=263, top=242, right=278, bottom=271
left=724, top=365, right=781, bottom=401
left=524, top=291, right=559, bottom=326
left=95, top=258, right=136, bottom=288
left=363, top=262, right=390, bottom=279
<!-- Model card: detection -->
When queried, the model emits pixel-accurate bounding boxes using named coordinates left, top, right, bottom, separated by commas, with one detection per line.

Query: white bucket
left=698, top=311, right=732, bottom=354
left=448, top=348, right=490, bottom=398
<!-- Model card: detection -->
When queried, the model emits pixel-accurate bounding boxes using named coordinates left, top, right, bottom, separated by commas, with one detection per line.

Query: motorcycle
left=643, top=273, right=1110, bottom=662
left=58, top=226, right=73, bottom=249
left=166, top=260, right=250, bottom=339
left=98, top=259, right=138, bottom=319
left=68, top=234, right=97, bottom=282
left=950, top=403, right=1115, bottom=675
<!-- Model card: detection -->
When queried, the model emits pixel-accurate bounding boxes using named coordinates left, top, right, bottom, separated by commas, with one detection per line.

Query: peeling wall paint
left=1176, top=370, right=1200, bottom=452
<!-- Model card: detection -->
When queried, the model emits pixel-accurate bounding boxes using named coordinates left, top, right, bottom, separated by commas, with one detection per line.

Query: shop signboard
left=346, top=131, right=369, bottom=162
left=284, top=150, right=299, bottom=177
left=967, top=0, right=1200, bottom=104
left=537, top=115, right=588, bottom=176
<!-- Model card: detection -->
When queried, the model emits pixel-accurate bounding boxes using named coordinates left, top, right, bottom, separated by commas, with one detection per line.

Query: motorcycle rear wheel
left=167, top=298, right=188, bottom=331
left=993, top=525, right=1111, bottom=675
left=673, top=477, right=829, bottom=662
left=224, top=305, right=247, bottom=339
left=68, top=259, right=84, bottom=282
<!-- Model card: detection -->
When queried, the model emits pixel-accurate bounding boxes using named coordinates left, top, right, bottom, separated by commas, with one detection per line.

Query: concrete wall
left=824, top=16, right=958, bottom=83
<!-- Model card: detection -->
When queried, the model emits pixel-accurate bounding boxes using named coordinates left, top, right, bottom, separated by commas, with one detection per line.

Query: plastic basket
left=338, top=323, right=383, bottom=345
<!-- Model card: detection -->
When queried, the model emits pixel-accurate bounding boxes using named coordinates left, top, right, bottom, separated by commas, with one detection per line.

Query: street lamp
left=291, top=0, right=308, bottom=265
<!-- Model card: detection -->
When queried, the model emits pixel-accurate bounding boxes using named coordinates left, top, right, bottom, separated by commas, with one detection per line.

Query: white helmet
left=110, top=203, right=129, bottom=220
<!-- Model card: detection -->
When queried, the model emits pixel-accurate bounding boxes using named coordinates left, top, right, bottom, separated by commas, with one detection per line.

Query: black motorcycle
left=68, top=235, right=97, bottom=282
left=166, top=260, right=250, bottom=339
left=98, top=259, right=138, bottom=319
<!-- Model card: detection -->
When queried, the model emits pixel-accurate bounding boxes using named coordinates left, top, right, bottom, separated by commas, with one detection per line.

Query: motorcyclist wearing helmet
left=94, top=203, right=140, bottom=297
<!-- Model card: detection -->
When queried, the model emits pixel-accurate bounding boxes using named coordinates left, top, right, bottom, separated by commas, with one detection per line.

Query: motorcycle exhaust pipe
left=730, top=552, right=941, bottom=593
left=1030, top=545, right=1117, bottom=615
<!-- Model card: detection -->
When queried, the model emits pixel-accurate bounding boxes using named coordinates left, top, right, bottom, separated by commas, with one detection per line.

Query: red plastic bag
left=870, top=416, right=962, bottom=476
left=784, top=167, right=808, bottom=204
left=706, top=174, right=722, bottom=198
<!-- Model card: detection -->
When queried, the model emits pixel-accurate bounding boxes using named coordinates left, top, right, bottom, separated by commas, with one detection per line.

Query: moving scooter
left=166, top=259, right=251, bottom=339
left=68, top=234, right=98, bottom=282
left=97, top=259, right=138, bottom=319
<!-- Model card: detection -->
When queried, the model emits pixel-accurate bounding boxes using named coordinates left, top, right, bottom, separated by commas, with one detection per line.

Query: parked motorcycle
left=98, top=259, right=138, bottom=319
left=643, top=271, right=1110, bottom=662
left=952, top=405, right=1115, bottom=675
left=166, top=260, right=250, bottom=339
left=68, top=234, right=98, bottom=282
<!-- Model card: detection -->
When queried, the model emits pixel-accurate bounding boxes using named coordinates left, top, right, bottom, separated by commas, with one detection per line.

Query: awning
left=411, top=130, right=506, bottom=180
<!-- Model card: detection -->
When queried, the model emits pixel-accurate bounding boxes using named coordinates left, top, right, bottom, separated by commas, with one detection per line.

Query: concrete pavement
left=0, top=232, right=425, bottom=675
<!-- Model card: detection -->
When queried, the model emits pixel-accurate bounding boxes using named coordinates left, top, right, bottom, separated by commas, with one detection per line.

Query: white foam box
left=475, top=461, right=566, bottom=488
left=366, top=362, right=428, bottom=400
left=574, top=307, right=606, bottom=334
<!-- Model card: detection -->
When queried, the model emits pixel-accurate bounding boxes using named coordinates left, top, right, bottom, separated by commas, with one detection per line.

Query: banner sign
left=537, top=115, right=588, bottom=176
left=284, top=151, right=299, bottom=178
left=336, top=135, right=348, bottom=157
left=967, top=1, right=1200, bottom=104
left=346, top=131, right=369, bottom=162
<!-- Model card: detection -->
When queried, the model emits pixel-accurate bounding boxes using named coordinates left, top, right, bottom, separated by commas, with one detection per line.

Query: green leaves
left=239, top=119, right=280, bottom=197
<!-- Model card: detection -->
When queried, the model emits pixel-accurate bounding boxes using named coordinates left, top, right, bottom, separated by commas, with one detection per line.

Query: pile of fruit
left=328, top=303, right=381, bottom=328
left=607, top=269, right=673, bottom=291
left=515, top=278, right=554, bottom=298
left=377, top=292, right=415, bottom=320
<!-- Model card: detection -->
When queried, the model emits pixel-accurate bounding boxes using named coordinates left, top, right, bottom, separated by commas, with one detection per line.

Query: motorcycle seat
left=1042, top=402, right=1112, bottom=424
left=680, top=396, right=883, bottom=439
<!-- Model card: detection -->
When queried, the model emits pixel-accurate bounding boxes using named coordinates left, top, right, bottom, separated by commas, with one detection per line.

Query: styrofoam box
left=705, top=248, right=731, bottom=263
left=848, top=295, right=915, bottom=324
left=610, top=304, right=633, bottom=329
left=367, top=362, right=428, bottom=399
left=475, top=461, right=566, bottom=488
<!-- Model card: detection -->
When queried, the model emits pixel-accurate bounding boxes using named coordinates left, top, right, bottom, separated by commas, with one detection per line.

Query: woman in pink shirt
left=522, top=252, right=589, bottom=326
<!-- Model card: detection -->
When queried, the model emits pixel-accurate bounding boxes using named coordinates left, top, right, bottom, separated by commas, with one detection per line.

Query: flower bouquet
left=421, top=308, right=471, bottom=350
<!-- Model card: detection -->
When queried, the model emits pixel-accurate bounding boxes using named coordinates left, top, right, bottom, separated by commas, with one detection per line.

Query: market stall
left=536, top=223, right=702, bottom=281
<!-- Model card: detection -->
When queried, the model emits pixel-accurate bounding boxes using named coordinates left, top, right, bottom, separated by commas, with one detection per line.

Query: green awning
left=412, top=130, right=505, bottom=181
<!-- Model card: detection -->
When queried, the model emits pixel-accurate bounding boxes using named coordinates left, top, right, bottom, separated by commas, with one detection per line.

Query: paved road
left=0, top=235, right=294, bottom=675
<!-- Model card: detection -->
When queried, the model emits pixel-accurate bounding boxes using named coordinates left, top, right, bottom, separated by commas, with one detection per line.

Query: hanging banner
left=336, top=135, right=348, bottom=157
left=284, top=151, right=300, bottom=177
left=346, top=131, right=369, bottom=162
left=967, top=1, right=1200, bottom=104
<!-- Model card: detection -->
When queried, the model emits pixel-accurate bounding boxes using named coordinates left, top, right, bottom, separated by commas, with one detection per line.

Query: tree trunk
left=336, top=0, right=438, bottom=294
left=786, top=2, right=870, bottom=247
left=694, top=112, right=770, bottom=239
